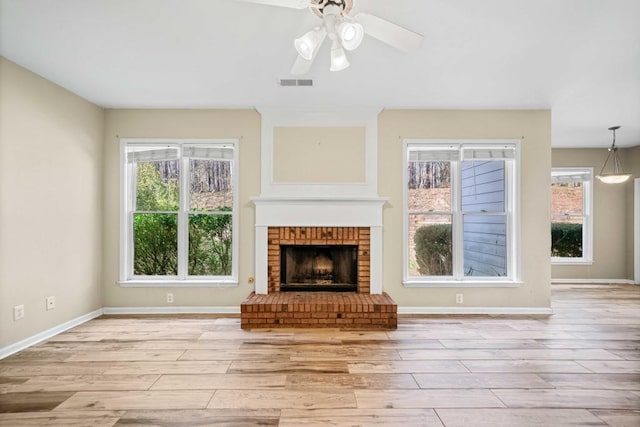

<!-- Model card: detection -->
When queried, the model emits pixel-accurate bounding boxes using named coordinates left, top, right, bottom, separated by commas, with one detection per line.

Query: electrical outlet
left=456, top=293, right=464, bottom=304
left=46, top=296, right=56, bottom=311
left=166, top=293, right=174, bottom=304
left=14, top=305, right=25, bottom=321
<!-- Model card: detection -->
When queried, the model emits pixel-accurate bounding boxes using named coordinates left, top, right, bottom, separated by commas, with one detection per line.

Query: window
left=120, top=139, right=238, bottom=285
left=551, top=168, right=593, bottom=264
left=404, top=141, right=519, bottom=285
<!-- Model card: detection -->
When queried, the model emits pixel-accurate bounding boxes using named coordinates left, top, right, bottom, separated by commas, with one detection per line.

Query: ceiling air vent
left=279, top=78, right=313, bottom=87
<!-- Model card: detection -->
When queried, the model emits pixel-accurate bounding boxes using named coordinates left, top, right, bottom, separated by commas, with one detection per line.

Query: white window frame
left=119, top=138, right=239, bottom=287
left=403, top=139, right=521, bottom=287
left=550, top=167, right=593, bottom=265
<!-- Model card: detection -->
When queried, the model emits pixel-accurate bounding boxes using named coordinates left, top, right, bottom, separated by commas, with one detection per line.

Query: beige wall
left=379, top=110, right=551, bottom=308
left=273, top=126, right=366, bottom=183
left=0, top=58, right=104, bottom=348
left=102, top=109, right=261, bottom=307
left=552, top=148, right=630, bottom=280
left=624, top=146, right=640, bottom=280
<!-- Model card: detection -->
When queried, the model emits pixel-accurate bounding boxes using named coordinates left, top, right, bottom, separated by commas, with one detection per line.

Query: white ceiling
left=1, top=0, right=639, bottom=148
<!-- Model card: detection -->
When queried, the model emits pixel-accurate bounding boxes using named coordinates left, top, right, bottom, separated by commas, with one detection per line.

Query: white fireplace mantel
left=252, top=196, right=387, bottom=295
left=252, top=196, right=386, bottom=227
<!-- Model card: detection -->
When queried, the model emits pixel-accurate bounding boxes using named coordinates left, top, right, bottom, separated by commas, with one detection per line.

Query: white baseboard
left=102, top=306, right=241, bottom=315
left=0, top=308, right=104, bottom=360
left=552, top=278, right=636, bottom=285
left=398, top=306, right=553, bottom=315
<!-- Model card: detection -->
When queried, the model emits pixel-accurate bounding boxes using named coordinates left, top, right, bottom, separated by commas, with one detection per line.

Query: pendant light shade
left=596, top=126, right=631, bottom=184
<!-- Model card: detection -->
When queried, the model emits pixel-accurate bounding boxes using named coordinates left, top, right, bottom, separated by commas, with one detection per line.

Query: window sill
left=118, top=279, right=239, bottom=288
left=403, top=280, right=522, bottom=288
left=551, top=259, right=593, bottom=265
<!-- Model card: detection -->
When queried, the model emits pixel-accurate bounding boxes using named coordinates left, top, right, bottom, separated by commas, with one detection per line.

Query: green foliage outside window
left=133, top=161, right=233, bottom=276
left=551, top=223, right=583, bottom=257
left=414, top=224, right=453, bottom=276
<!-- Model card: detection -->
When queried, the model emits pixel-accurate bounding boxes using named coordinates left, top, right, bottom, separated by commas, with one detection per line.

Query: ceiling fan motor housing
left=311, top=0, right=353, bottom=17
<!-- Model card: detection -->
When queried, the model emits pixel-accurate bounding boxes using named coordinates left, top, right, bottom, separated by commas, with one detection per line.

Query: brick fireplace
left=241, top=107, right=396, bottom=329
left=241, top=197, right=397, bottom=329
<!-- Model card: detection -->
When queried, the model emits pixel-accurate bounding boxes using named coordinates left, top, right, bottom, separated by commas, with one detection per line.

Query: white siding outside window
left=403, top=140, right=520, bottom=287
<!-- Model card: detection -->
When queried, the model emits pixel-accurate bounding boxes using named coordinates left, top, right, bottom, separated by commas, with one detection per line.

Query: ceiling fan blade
left=235, top=0, right=310, bottom=9
left=356, top=13, right=423, bottom=52
left=290, top=55, right=314, bottom=75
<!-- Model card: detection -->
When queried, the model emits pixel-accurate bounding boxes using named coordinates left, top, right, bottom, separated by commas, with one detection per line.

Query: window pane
left=551, top=182, right=583, bottom=216
left=133, top=213, right=178, bottom=275
left=409, top=214, right=453, bottom=276
left=463, top=214, right=507, bottom=277
left=190, top=159, right=233, bottom=211
left=461, top=160, right=505, bottom=212
left=189, top=214, right=233, bottom=276
left=551, top=218, right=583, bottom=258
left=135, top=160, right=179, bottom=211
left=407, top=161, right=451, bottom=211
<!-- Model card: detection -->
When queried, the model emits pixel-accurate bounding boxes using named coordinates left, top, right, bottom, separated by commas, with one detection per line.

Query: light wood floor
left=1, top=284, right=639, bottom=426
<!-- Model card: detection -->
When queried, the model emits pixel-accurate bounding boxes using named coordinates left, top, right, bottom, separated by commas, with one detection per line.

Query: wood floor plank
left=0, top=375, right=159, bottom=392
left=279, top=408, right=443, bottom=426
left=55, top=391, right=214, bottom=411
left=438, top=339, right=546, bottom=349
left=435, top=408, right=607, bottom=427
left=0, top=410, right=124, bottom=427
left=208, top=390, right=357, bottom=410
left=65, top=351, right=184, bottom=362
left=537, top=339, right=640, bottom=350
left=590, top=409, right=640, bottom=427
left=540, top=373, right=640, bottom=390
left=0, top=363, right=110, bottom=377
left=576, top=361, right=640, bottom=373
left=348, top=360, right=469, bottom=374
left=354, top=389, right=505, bottom=409
left=228, top=361, right=349, bottom=374
left=179, top=349, right=291, bottom=361
left=503, top=348, right=622, bottom=360
left=286, top=373, right=419, bottom=390
left=0, top=392, right=74, bottom=413
left=151, top=374, right=286, bottom=390
left=102, top=361, right=230, bottom=375
left=413, top=373, right=552, bottom=389
left=492, top=389, right=640, bottom=410
left=291, top=348, right=401, bottom=361
left=114, top=409, right=280, bottom=426
left=399, top=349, right=510, bottom=360
left=462, top=360, right=592, bottom=373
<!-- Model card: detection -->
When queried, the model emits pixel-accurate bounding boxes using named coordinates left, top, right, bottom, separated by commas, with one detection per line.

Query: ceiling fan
left=237, top=0, right=424, bottom=74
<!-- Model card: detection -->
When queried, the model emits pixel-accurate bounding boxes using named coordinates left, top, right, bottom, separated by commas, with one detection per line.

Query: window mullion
left=177, top=153, right=189, bottom=279
left=452, top=160, right=463, bottom=280
left=127, top=163, right=138, bottom=280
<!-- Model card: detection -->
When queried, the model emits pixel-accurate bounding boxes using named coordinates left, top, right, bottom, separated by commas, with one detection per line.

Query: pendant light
left=595, top=126, right=631, bottom=184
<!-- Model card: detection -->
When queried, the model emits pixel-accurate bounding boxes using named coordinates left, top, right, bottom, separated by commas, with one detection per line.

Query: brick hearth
left=240, top=291, right=397, bottom=329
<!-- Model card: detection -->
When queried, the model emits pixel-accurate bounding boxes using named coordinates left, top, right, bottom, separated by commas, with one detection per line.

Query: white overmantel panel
left=257, top=107, right=382, bottom=198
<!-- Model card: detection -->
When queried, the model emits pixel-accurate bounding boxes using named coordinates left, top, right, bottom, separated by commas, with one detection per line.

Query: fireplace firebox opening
left=280, top=245, right=358, bottom=292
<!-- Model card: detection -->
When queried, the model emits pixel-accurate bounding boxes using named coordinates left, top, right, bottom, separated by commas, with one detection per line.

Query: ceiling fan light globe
left=294, top=28, right=326, bottom=60
left=338, top=21, right=364, bottom=51
left=330, top=46, right=350, bottom=71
